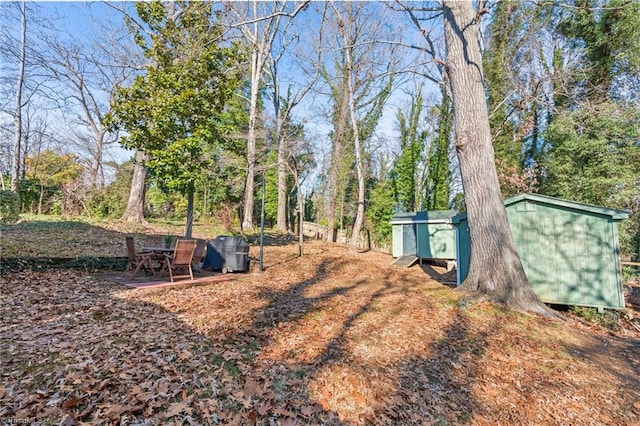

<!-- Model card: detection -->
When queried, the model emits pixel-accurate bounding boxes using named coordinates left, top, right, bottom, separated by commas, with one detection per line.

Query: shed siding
left=506, top=203, right=622, bottom=308
left=456, top=222, right=470, bottom=285
left=392, top=224, right=403, bottom=258
left=403, top=224, right=417, bottom=256
left=391, top=211, right=457, bottom=260
left=457, top=195, right=626, bottom=309
left=418, top=223, right=456, bottom=259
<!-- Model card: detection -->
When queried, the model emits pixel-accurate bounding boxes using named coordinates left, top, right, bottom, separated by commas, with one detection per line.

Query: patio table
left=141, top=247, right=175, bottom=254
left=140, top=247, right=175, bottom=275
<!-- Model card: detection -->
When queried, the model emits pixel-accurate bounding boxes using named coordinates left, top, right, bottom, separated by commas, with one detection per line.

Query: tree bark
left=185, top=190, right=194, bottom=239
left=91, top=130, right=106, bottom=190
left=242, top=46, right=260, bottom=232
left=272, top=66, right=288, bottom=232
left=345, top=44, right=365, bottom=253
left=326, top=90, right=349, bottom=243
left=443, top=0, right=554, bottom=316
left=121, top=150, right=148, bottom=224
left=11, top=2, right=26, bottom=193
left=276, top=130, right=288, bottom=232
left=291, top=165, right=304, bottom=256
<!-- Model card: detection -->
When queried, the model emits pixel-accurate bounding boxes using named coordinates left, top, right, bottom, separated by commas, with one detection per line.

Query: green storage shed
left=390, top=210, right=457, bottom=266
left=454, top=193, right=629, bottom=309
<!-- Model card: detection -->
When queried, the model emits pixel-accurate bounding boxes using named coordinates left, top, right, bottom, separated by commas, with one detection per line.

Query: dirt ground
left=1, top=238, right=639, bottom=425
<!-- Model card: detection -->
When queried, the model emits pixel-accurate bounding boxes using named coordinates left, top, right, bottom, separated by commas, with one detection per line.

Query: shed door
left=403, top=224, right=417, bottom=256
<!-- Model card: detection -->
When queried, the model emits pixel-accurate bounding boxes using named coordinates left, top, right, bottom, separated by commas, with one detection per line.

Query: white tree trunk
left=11, top=2, right=26, bottom=193
left=242, top=48, right=261, bottom=232
left=276, top=121, right=288, bottom=232
left=272, top=66, right=288, bottom=232
left=234, top=1, right=308, bottom=233
left=346, top=46, right=365, bottom=253
left=91, top=130, right=106, bottom=190
left=122, top=150, right=148, bottom=224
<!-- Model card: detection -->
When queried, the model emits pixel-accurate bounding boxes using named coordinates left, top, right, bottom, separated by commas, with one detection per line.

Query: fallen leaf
left=300, top=405, right=316, bottom=417
left=61, top=395, right=84, bottom=410
left=164, top=401, right=193, bottom=418
left=257, top=402, right=271, bottom=416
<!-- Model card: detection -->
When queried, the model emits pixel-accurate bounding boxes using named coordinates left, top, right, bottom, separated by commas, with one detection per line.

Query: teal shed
left=390, top=210, right=457, bottom=265
left=454, top=193, right=629, bottom=309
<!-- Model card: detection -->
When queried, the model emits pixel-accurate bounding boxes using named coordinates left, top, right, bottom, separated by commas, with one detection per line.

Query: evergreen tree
left=541, top=104, right=640, bottom=256
left=367, top=177, right=396, bottom=245
left=424, top=91, right=452, bottom=210
left=558, top=0, right=640, bottom=102
left=542, top=0, right=640, bottom=258
left=105, top=1, right=243, bottom=237
left=391, top=89, right=426, bottom=212
left=483, top=2, right=521, bottom=174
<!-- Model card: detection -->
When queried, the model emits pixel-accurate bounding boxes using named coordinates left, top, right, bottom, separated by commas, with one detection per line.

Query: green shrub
left=0, top=190, right=20, bottom=224
left=86, top=189, right=126, bottom=219
left=17, top=179, right=41, bottom=213
left=571, top=305, right=620, bottom=330
left=85, top=161, right=133, bottom=219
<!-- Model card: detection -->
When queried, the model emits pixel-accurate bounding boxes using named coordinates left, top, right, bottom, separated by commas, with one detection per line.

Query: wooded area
left=1, top=0, right=639, bottom=311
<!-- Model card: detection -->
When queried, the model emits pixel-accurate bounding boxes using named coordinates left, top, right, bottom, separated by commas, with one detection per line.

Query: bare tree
left=10, top=2, right=26, bottom=192
left=265, top=5, right=323, bottom=232
left=321, top=2, right=396, bottom=250
left=42, top=37, right=125, bottom=190
left=2, top=3, right=64, bottom=193
left=442, top=1, right=554, bottom=315
left=331, top=4, right=367, bottom=253
left=227, top=0, right=309, bottom=232
left=323, top=75, right=349, bottom=243
left=99, top=2, right=159, bottom=224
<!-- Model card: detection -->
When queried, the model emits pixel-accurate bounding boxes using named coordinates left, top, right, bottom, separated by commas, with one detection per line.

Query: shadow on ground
left=2, top=241, right=638, bottom=425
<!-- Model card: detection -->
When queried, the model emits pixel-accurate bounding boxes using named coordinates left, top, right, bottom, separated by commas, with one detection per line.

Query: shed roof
left=390, top=210, right=457, bottom=224
left=505, top=193, right=629, bottom=220
left=452, top=193, right=629, bottom=223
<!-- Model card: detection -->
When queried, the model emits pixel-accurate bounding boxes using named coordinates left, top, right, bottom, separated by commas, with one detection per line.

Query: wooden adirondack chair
left=162, top=239, right=197, bottom=282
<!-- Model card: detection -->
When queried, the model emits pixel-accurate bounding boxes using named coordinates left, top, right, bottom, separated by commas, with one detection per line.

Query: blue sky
left=5, top=1, right=445, bottom=176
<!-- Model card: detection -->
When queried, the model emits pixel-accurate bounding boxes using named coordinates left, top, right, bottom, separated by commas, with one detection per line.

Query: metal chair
left=162, top=239, right=197, bottom=282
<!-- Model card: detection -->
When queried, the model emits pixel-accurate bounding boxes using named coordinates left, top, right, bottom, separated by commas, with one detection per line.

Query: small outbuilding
left=390, top=210, right=457, bottom=267
left=454, top=193, right=629, bottom=309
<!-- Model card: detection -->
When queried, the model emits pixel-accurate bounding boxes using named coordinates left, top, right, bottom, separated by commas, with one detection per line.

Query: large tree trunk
left=11, top=2, right=26, bottom=192
left=273, top=74, right=288, bottom=233
left=276, top=138, right=288, bottom=232
left=346, top=46, right=365, bottom=253
left=291, top=165, right=304, bottom=257
left=326, top=90, right=349, bottom=243
left=185, top=190, right=194, bottom=239
left=443, top=1, right=554, bottom=316
left=121, top=150, right=148, bottom=224
left=242, top=49, right=261, bottom=232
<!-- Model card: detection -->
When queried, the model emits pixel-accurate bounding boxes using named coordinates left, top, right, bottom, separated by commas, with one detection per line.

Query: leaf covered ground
left=1, top=219, right=639, bottom=425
